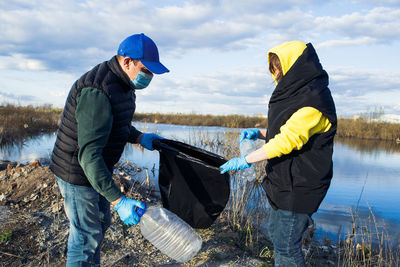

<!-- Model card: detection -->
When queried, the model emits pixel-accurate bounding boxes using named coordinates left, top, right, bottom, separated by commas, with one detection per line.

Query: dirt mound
left=0, top=162, right=268, bottom=267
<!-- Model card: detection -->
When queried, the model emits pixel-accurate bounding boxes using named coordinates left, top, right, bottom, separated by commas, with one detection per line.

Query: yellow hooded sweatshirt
left=263, top=41, right=332, bottom=159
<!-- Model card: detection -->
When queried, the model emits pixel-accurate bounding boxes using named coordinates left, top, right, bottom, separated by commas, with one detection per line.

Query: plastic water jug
left=137, top=206, right=202, bottom=263
left=239, top=139, right=257, bottom=182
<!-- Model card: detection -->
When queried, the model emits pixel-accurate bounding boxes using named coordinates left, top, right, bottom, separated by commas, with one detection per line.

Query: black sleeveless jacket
left=50, top=56, right=136, bottom=186
left=262, top=44, right=337, bottom=214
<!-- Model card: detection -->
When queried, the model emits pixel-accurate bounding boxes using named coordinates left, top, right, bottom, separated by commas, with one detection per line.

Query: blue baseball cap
left=117, top=33, right=169, bottom=74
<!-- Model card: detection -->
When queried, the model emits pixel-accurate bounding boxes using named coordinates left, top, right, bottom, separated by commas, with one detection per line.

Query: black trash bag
left=153, top=138, right=230, bottom=229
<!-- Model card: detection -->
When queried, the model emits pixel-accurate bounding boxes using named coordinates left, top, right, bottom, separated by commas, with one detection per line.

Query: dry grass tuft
left=0, top=104, right=62, bottom=147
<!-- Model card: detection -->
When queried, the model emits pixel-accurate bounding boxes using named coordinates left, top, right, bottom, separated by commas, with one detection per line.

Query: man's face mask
left=131, top=71, right=153, bottom=90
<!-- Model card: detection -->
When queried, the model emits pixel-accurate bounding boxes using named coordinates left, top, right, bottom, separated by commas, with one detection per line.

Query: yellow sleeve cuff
left=263, top=142, right=278, bottom=159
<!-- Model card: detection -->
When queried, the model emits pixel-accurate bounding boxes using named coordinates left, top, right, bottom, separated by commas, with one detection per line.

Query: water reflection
left=336, top=136, right=400, bottom=153
left=0, top=133, right=56, bottom=164
left=0, top=123, right=399, bottom=247
left=3, top=130, right=399, bottom=163
left=315, top=203, right=400, bottom=248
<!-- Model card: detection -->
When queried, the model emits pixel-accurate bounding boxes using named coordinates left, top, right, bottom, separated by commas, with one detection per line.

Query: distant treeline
left=337, top=117, right=400, bottom=141
left=132, top=112, right=400, bottom=141
left=0, top=104, right=62, bottom=146
left=1, top=105, right=399, bottom=146
left=133, top=112, right=268, bottom=129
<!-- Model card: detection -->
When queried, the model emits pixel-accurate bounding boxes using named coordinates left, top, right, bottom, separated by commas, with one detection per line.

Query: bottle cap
left=135, top=201, right=147, bottom=217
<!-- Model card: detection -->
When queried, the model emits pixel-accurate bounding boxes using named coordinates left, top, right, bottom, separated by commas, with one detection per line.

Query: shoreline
left=1, top=105, right=400, bottom=147
left=0, top=162, right=276, bottom=266
left=1, top=160, right=398, bottom=266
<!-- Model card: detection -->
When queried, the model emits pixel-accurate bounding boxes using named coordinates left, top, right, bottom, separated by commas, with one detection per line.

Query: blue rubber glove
left=140, top=133, right=164, bottom=150
left=240, top=128, right=259, bottom=142
left=219, top=156, right=252, bottom=174
left=114, top=196, right=146, bottom=225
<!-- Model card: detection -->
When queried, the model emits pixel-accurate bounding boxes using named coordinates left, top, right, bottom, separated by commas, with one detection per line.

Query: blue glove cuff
left=114, top=196, right=126, bottom=211
left=242, top=156, right=252, bottom=168
left=252, top=128, right=260, bottom=138
left=140, top=133, right=163, bottom=150
left=240, top=128, right=260, bottom=142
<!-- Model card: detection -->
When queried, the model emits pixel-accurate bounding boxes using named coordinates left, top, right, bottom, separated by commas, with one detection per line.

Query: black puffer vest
left=262, top=44, right=337, bottom=214
left=50, top=56, right=136, bottom=186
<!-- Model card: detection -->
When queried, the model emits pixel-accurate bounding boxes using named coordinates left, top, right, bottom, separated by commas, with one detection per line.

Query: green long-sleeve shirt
left=75, top=87, right=142, bottom=202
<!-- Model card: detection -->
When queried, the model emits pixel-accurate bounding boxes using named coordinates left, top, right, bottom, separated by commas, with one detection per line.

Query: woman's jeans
left=267, top=208, right=313, bottom=267
left=55, top=176, right=111, bottom=267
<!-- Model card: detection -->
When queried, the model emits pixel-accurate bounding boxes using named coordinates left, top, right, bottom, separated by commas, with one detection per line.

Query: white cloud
left=316, top=7, right=400, bottom=44
left=352, top=0, right=400, bottom=6
left=0, top=91, right=37, bottom=103
left=0, top=54, right=46, bottom=71
left=1, top=0, right=400, bottom=116
left=329, top=67, right=400, bottom=95
left=316, top=37, right=376, bottom=48
left=136, top=64, right=400, bottom=116
left=394, top=104, right=400, bottom=111
left=1, top=1, right=399, bottom=72
left=154, top=3, right=215, bottom=26
left=328, top=67, right=400, bottom=115
left=133, top=67, right=273, bottom=115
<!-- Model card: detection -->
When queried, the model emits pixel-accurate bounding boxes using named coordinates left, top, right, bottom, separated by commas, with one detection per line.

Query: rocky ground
left=0, top=160, right=336, bottom=267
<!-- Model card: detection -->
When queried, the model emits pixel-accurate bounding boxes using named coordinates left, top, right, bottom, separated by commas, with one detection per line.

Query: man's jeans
left=55, top=176, right=111, bottom=267
left=267, top=208, right=313, bottom=267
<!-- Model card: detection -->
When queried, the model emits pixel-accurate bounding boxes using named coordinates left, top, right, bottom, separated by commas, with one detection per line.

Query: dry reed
left=133, top=112, right=268, bottom=129
left=1, top=105, right=400, bottom=148
left=0, top=104, right=62, bottom=147
left=2, top=104, right=399, bottom=265
left=337, top=117, right=400, bottom=141
left=189, top=125, right=271, bottom=257
left=337, top=206, right=400, bottom=267
left=133, top=113, right=400, bottom=142
left=189, top=127, right=399, bottom=266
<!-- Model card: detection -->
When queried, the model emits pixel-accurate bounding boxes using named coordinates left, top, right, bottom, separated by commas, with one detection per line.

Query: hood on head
left=268, top=41, right=307, bottom=84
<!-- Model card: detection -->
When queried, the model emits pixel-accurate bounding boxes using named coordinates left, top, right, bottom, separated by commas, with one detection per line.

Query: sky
left=1, top=0, right=400, bottom=117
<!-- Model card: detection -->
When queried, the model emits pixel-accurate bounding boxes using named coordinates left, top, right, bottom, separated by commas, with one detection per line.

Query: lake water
left=1, top=122, right=399, bottom=246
